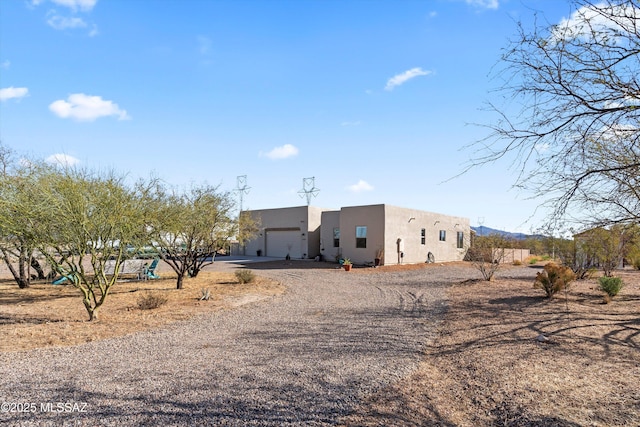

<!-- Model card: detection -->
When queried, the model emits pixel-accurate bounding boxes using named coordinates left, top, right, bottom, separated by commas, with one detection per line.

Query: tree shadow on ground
left=0, top=314, right=65, bottom=325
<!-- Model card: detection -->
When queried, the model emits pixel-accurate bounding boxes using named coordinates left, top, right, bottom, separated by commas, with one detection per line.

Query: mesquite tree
left=149, top=183, right=257, bottom=289
left=0, top=146, right=50, bottom=288
left=471, top=0, right=640, bottom=228
left=33, top=168, right=153, bottom=321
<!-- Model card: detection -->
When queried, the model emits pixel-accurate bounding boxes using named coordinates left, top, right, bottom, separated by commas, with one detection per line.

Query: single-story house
left=242, top=204, right=470, bottom=266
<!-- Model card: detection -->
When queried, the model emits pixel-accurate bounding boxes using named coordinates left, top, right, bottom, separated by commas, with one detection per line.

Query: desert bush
left=235, top=269, right=255, bottom=284
left=528, top=257, right=540, bottom=265
left=598, top=276, right=624, bottom=298
left=512, top=260, right=522, bottom=266
left=467, top=234, right=510, bottom=281
left=137, top=292, right=168, bottom=310
left=628, top=246, right=640, bottom=270
left=533, top=263, right=576, bottom=298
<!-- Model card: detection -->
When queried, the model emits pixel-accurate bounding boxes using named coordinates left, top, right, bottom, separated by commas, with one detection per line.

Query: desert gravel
left=0, top=261, right=536, bottom=426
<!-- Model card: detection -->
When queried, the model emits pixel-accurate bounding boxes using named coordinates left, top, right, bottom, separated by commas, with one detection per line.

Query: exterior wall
left=500, top=248, right=531, bottom=264
left=339, top=205, right=386, bottom=265
left=245, top=204, right=470, bottom=265
left=320, top=210, right=341, bottom=261
left=305, top=206, right=324, bottom=259
left=243, top=206, right=326, bottom=259
left=382, top=205, right=469, bottom=265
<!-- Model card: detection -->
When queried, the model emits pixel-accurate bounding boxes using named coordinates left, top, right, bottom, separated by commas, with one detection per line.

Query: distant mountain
left=471, top=226, right=531, bottom=240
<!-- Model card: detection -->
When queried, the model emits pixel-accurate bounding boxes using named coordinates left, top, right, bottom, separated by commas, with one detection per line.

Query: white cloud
left=33, top=1, right=98, bottom=34
left=0, top=87, right=29, bottom=101
left=262, top=144, right=299, bottom=160
left=341, top=120, right=361, bottom=127
left=347, top=180, right=374, bottom=193
left=47, top=13, right=87, bottom=30
left=51, top=0, right=97, bottom=12
left=45, top=153, right=80, bottom=167
left=49, top=93, right=131, bottom=121
left=534, top=142, right=550, bottom=153
left=385, top=67, right=432, bottom=91
left=1, top=60, right=10, bottom=69
left=552, top=3, right=639, bottom=44
left=465, top=0, right=499, bottom=10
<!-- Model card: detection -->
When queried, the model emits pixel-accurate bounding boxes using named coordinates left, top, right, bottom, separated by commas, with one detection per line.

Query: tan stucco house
left=243, top=204, right=470, bottom=266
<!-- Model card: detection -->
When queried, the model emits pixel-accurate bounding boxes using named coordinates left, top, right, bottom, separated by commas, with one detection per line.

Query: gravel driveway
left=0, top=262, right=502, bottom=426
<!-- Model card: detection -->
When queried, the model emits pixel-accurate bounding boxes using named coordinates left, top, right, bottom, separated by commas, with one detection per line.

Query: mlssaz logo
left=40, top=402, right=88, bottom=413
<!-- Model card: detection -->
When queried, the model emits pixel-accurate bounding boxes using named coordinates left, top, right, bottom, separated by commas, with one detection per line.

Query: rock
left=537, top=334, right=550, bottom=343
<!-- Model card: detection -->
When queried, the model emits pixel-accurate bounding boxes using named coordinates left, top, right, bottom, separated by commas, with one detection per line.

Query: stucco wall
left=305, top=206, right=325, bottom=259
left=243, top=206, right=327, bottom=259
left=244, top=204, right=470, bottom=264
left=320, top=211, right=341, bottom=261
left=382, top=205, right=469, bottom=264
left=339, top=205, right=386, bottom=265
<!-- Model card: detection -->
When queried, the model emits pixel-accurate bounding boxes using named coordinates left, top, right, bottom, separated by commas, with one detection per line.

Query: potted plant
left=343, top=258, right=352, bottom=271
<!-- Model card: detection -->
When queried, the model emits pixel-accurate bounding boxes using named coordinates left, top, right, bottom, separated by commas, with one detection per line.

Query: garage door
left=266, top=229, right=302, bottom=258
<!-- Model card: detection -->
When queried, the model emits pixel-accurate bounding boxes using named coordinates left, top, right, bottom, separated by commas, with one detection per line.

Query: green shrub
left=628, top=247, right=640, bottom=270
left=534, top=263, right=576, bottom=298
left=528, top=257, right=540, bottom=265
left=235, top=269, right=255, bottom=284
left=137, top=292, right=168, bottom=310
left=598, top=276, right=624, bottom=298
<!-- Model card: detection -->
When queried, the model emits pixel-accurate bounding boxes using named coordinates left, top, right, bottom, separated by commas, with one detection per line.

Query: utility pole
left=235, top=175, right=251, bottom=256
left=235, top=175, right=251, bottom=212
left=298, top=177, right=320, bottom=206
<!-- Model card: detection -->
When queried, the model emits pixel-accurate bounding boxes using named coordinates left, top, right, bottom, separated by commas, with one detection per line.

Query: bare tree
left=466, top=233, right=510, bottom=281
left=470, top=0, right=640, bottom=227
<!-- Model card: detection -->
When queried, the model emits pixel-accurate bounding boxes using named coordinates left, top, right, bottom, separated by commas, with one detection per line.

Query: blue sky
left=0, top=0, right=576, bottom=233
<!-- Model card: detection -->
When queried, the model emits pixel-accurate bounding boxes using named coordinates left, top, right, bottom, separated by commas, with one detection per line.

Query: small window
left=356, top=226, right=367, bottom=248
left=421, top=228, right=426, bottom=245
left=439, top=230, right=446, bottom=241
left=333, top=228, right=340, bottom=248
left=457, top=231, right=464, bottom=249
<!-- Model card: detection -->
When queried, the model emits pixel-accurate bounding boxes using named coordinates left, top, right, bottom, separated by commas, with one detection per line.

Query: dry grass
left=0, top=271, right=284, bottom=352
left=343, top=267, right=640, bottom=426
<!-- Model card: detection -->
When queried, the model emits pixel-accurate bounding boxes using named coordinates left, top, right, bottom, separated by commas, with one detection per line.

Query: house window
left=421, top=228, right=426, bottom=245
left=439, top=230, right=446, bottom=241
left=457, top=231, right=464, bottom=249
left=356, top=226, right=367, bottom=248
left=333, top=228, right=340, bottom=247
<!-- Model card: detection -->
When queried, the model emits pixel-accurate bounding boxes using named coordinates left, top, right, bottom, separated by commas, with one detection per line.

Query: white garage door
left=266, top=229, right=302, bottom=258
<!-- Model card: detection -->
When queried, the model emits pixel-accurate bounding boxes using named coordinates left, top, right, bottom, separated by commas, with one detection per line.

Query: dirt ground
left=0, top=271, right=284, bottom=352
left=343, top=267, right=640, bottom=427
left=2, top=261, right=638, bottom=426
